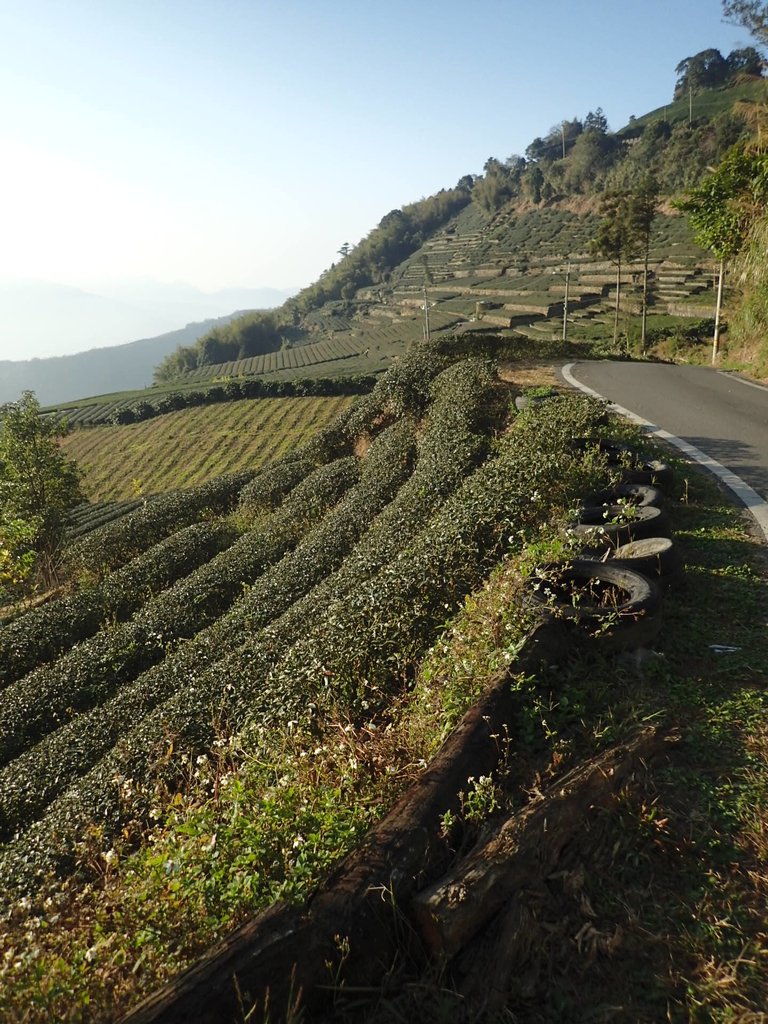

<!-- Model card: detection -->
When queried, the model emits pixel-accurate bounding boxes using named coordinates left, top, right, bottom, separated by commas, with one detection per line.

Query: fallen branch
left=412, top=724, right=677, bottom=958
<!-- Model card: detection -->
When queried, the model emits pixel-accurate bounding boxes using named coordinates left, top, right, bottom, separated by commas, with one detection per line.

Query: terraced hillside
left=157, top=206, right=713, bottom=389
left=387, top=204, right=712, bottom=342
left=0, top=351, right=618, bottom=1019
left=60, top=395, right=355, bottom=502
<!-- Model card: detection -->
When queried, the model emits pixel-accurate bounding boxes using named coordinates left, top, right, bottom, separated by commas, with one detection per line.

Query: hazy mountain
left=0, top=280, right=297, bottom=404
left=0, top=280, right=296, bottom=362
left=0, top=316, right=248, bottom=405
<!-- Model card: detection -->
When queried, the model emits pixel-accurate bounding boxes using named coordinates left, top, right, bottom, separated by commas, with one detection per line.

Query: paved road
left=560, top=360, right=768, bottom=536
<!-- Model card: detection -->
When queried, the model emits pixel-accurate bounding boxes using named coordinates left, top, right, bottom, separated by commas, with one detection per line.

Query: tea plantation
left=0, top=350, right=612, bottom=902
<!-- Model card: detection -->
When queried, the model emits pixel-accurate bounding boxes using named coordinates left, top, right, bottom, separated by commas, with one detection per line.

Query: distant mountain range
left=0, top=282, right=296, bottom=404
left=0, top=315, right=249, bottom=406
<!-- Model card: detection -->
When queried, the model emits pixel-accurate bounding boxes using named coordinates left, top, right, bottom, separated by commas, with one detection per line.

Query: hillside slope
left=4, top=349, right=768, bottom=1022
left=151, top=78, right=762, bottom=388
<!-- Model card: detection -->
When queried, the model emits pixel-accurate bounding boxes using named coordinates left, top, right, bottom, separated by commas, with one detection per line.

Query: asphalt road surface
left=561, top=360, right=768, bottom=536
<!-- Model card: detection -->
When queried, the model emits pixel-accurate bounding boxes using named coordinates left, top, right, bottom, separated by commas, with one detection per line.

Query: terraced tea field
left=0, top=352, right=620, bottom=1019
left=60, top=395, right=355, bottom=502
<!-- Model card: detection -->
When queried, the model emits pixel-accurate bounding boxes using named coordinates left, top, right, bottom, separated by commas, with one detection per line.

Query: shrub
left=66, top=472, right=254, bottom=576
left=0, top=521, right=234, bottom=688
left=0, top=459, right=360, bottom=771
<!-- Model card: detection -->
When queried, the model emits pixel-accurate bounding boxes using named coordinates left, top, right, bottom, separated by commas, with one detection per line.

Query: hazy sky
left=0, top=0, right=752, bottom=358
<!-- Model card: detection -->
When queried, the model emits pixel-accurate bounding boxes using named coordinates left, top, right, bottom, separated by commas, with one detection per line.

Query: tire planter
left=622, top=460, right=674, bottom=492
left=571, top=504, right=671, bottom=546
left=570, top=438, right=635, bottom=464
left=608, top=536, right=682, bottom=586
left=579, top=483, right=665, bottom=510
left=526, top=559, right=662, bottom=651
left=570, top=438, right=674, bottom=493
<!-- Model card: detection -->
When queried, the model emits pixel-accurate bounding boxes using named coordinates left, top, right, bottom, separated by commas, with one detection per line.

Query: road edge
left=561, top=361, right=768, bottom=543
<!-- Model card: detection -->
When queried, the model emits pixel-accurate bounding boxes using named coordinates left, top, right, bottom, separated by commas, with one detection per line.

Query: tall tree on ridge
left=628, top=176, right=661, bottom=351
left=592, top=191, right=640, bottom=350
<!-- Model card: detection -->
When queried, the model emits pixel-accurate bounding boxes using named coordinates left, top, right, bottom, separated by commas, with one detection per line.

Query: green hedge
left=66, top=472, right=255, bottom=576
left=0, top=459, right=361, bottom=774
left=0, top=420, right=418, bottom=837
left=0, top=358, right=511, bottom=883
left=0, top=522, right=234, bottom=688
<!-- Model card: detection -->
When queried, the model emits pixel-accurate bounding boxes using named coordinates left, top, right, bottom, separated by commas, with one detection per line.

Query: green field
left=620, top=78, right=767, bottom=133
left=60, top=395, right=355, bottom=502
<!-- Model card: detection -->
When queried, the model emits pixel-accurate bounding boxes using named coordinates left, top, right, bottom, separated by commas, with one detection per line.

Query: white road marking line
left=716, top=370, right=768, bottom=394
left=561, top=362, right=768, bottom=543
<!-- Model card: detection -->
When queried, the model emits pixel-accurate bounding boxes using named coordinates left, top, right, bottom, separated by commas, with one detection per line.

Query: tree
left=584, top=108, right=609, bottom=134
left=726, top=45, right=764, bottom=76
left=723, top=1, right=768, bottom=46
left=627, top=175, right=661, bottom=349
left=0, top=392, right=84, bottom=592
left=674, top=49, right=729, bottom=99
left=524, top=164, right=544, bottom=204
left=0, top=518, right=38, bottom=599
left=564, top=129, right=616, bottom=192
left=675, top=144, right=768, bottom=360
left=472, top=157, right=519, bottom=213
left=591, top=191, right=641, bottom=348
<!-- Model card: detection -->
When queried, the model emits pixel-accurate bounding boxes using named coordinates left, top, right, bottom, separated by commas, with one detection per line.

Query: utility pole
left=689, top=85, right=693, bottom=127
left=561, top=122, right=566, bottom=159
left=562, top=260, right=571, bottom=342
left=420, top=255, right=433, bottom=343
left=712, top=259, right=725, bottom=364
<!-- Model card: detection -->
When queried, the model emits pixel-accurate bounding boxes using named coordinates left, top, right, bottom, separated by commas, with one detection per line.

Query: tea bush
left=0, top=459, right=360, bottom=770
left=0, top=522, right=234, bottom=687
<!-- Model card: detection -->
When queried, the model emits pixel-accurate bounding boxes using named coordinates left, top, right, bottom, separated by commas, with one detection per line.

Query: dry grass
left=497, top=360, right=563, bottom=391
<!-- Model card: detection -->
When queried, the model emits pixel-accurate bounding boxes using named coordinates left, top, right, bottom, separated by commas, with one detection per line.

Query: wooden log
left=412, top=725, right=677, bottom=958
left=118, top=620, right=571, bottom=1024
left=456, top=893, right=547, bottom=1012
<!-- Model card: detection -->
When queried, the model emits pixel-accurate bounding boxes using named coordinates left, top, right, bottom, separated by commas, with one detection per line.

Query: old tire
left=579, top=483, right=664, bottom=510
left=608, top=536, right=682, bottom=586
left=570, top=438, right=636, bottom=464
left=526, top=559, right=662, bottom=650
left=571, top=504, right=671, bottom=546
left=622, top=460, right=674, bottom=492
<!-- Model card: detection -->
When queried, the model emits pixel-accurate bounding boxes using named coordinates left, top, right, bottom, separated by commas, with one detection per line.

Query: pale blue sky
left=0, top=0, right=754, bottom=357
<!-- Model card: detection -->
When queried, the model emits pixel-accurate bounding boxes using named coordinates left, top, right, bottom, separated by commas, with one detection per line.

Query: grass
left=320, top=456, right=768, bottom=1023
left=621, top=79, right=768, bottom=134
left=60, top=395, right=355, bottom=502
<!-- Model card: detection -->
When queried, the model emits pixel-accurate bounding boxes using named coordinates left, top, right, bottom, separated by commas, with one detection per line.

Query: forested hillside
left=154, top=49, right=763, bottom=383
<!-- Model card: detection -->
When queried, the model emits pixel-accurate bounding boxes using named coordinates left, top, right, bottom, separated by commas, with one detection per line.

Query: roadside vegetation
left=0, top=353, right=612, bottom=1019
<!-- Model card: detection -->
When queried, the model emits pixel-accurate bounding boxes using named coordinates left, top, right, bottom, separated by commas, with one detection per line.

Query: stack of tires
left=527, top=440, right=679, bottom=652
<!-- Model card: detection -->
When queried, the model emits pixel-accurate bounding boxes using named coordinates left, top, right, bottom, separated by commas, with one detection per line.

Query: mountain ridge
left=0, top=316, right=244, bottom=405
